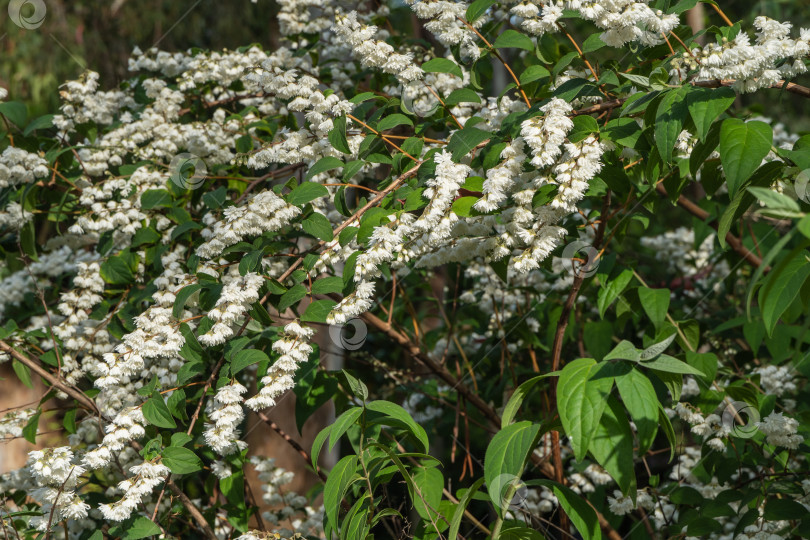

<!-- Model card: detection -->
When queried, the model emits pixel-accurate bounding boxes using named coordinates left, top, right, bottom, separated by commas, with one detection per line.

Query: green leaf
left=421, top=58, right=463, bottom=79
left=12, top=359, right=33, bottom=388
left=568, top=114, right=599, bottom=143
left=447, top=127, right=490, bottom=161
left=173, top=284, right=202, bottom=318
left=501, top=372, right=557, bottom=428
left=301, top=299, right=337, bottom=323
left=589, top=396, right=636, bottom=495
left=329, top=115, right=351, bottom=154
left=484, top=421, right=542, bottom=517
left=122, top=516, right=162, bottom=539
left=519, top=65, right=551, bottom=85
left=312, top=276, right=343, bottom=295
left=598, top=268, right=633, bottom=318
left=466, top=0, right=497, bottom=23
left=554, top=483, right=602, bottom=539
left=410, top=466, right=444, bottom=521
left=329, top=407, right=363, bottom=451
left=23, top=114, right=54, bottom=136
left=324, top=455, right=359, bottom=532
left=758, top=249, right=810, bottom=336
left=141, top=189, right=173, bottom=210
left=640, top=354, right=705, bottom=375
left=306, top=156, right=344, bottom=181
left=451, top=196, right=477, bottom=217
left=444, top=88, right=482, bottom=107
left=377, top=114, right=414, bottom=131
left=142, top=396, right=177, bottom=429
left=602, top=118, right=642, bottom=147
left=162, top=446, right=202, bottom=474
left=493, top=30, right=534, bottom=51
left=231, top=349, right=270, bottom=375
left=616, top=368, right=659, bottom=454
left=22, top=410, right=40, bottom=443
left=655, top=86, right=688, bottom=163
left=100, top=256, right=135, bottom=285
left=746, top=186, right=801, bottom=214
left=719, top=119, right=773, bottom=197
left=366, top=400, right=430, bottom=452
left=557, top=358, right=614, bottom=461
left=278, top=283, right=307, bottom=311
left=687, top=86, right=736, bottom=140
left=238, top=249, right=263, bottom=276
left=0, top=101, right=27, bottom=127
left=638, top=287, right=670, bottom=329
left=294, top=368, right=337, bottom=432
left=287, top=182, right=329, bottom=206
left=448, top=477, right=486, bottom=540
left=302, top=212, right=334, bottom=241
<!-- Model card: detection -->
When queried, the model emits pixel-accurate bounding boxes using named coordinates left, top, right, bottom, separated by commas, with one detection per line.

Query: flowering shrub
left=1, top=0, right=810, bottom=539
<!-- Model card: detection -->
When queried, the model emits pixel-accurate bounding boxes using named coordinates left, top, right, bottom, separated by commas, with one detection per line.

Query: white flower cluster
left=334, top=12, right=423, bottom=83
left=98, top=461, right=170, bottom=522
left=200, top=272, right=265, bottom=346
left=754, top=365, right=798, bottom=397
left=758, top=412, right=803, bottom=449
left=83, top=407, right=147, bottom=469
left=0, top=408, right=37, bottom=438
left=516, top=0, right=678, bottom=48
left=197, top=191, right=301, bottom=259
left=691, top=17, right=810, bottom=93
left=26, top=447, right=90, bottom=530
left=607, top=488, right=656, bottom=515
left=244, top=456, right=324, bottom=538
left=522, top=99, right=574, bottom=168
left=204, top=381, right=248, bottom=455
left=403, top=0, right=482, bottom=61
left=0, top=146, right=50, bottom=188
left=246, top=321, right=315, bottom=410
left=328, top=150, right=470, bottom=324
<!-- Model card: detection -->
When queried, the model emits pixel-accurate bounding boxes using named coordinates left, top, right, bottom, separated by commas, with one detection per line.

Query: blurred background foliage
left=1, top=0, right=808, bottom=124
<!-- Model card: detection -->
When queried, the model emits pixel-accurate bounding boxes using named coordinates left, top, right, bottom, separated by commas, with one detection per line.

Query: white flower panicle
left=26, top=447, right=89, bottom=530
left=204, top=382, right=249, bottom=455
left=0, top=147, right=50, bottom=188
left=334, top=12, right=424, bottom=83
left=758, top=412, right=803, bottom=449
left=200, top=272, right=265, bottom=346
left=197, top=191, right=301, bottom=259
left=689, top=17, right=810, bottom=93
left=245, top=321, right=315, bottom=410
left=521, top=98, right=575, bottom=168
left=98, top=461, right=170, bottom=522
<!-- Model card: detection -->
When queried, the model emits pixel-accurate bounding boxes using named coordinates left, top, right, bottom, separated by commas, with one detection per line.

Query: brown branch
left=655, top=183, right=763, bottom=267
left=694, top=78, right=810, bottom=99
left=548, top=193, right=611, bottom=533
left=255, top=411, right=328, bottom=484
left=351, top=306, right=623, bottom=540
left=166, top=481, right=218, bottom=539
left=0, top=341, right=99, bottom=415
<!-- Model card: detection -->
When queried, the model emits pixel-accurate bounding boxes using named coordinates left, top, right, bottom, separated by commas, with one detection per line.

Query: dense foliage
left=1, top=0, right=810, bottom=539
